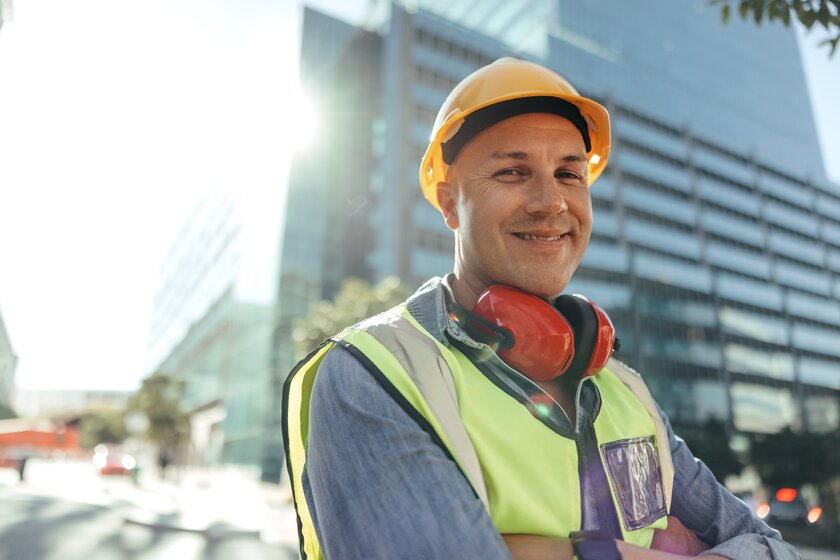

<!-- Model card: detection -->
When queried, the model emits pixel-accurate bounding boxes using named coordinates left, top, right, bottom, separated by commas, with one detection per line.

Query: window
left=591, top=174, right=616, bottom=203
left=764, top=201, right=819, bottom=237
left=774, top=259, right=831, bottom=296
left=623, top=182, right=695, bottom=226
left=693, top=146, right=754, bottom=186
left=792, top=323, right=840, bottom=357
left=786, top=290, right=840, bottom=326
left=798, top=356, right=840, bottom=390
left=758, top=173, right=812, bottom=210
left=823, top=221, right=840, bottom=247
left=724, top=343, right=794, bottom=381
left=616, top=147, right=691, bottom=193
left=768, top=229, right=824, bottom=267
left=626, top=218, right=701, bottom=259
left=564, top=278, right=632, bottom=311
left=731, top=383, right=796, bottom=433
left=580, top=241, right=630, bottom=273
left=816, top=194, right=840, bottom=222
left=804, top=394, right=839, bottom=433
left=827, top=250, right=840, bottom=274
left=718, top=306, right=788, bottom=345
left=639, top=335, right=722, bottom=368
left=700, top=209, right=764, bottom=249
left=697, top=176, right=759, bottom=217
left=706, top=241, right=770, bottom=279
left=634, top=251, right=712, bottom=293
left=592, top=208, right=619, bottom=238
left=638, top=294, right=717, bottom=327
left=716, top=273, right=782, bottom=311
left=614, top=118, right=688, bottom=162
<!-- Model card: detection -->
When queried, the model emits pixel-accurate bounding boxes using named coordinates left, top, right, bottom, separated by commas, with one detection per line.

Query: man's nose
left=524, top=175, right=568, bottom=215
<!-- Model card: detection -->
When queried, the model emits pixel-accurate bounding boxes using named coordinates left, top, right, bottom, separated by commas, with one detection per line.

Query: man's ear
left=436, top=181, right=459, bottom=231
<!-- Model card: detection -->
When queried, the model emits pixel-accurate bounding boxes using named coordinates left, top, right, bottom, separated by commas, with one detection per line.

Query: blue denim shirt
left=302, top=277, right=800, bottom=559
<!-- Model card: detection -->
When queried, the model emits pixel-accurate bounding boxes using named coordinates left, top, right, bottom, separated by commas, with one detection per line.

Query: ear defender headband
left=451, top=285, right=619, bottom=382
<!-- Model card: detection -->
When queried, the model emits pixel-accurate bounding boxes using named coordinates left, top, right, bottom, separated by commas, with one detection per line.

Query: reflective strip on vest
left=348, top=309, right=491, bottom=509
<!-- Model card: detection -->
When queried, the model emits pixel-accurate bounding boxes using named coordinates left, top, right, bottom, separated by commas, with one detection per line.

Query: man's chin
left=502, top=278, right=568, bottom=302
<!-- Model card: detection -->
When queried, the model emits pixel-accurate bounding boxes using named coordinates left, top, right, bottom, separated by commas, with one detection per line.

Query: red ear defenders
left=451, top=285, right=619, bottom=382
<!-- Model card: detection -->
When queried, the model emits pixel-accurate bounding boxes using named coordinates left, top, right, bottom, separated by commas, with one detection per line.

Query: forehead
left=461, top=112, right=586, bottom=155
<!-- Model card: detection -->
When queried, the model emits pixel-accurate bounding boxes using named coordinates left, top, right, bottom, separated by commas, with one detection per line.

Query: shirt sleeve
left=662, top=408, right=802, bottom=560
left=303, top=344, right=512, bottom=560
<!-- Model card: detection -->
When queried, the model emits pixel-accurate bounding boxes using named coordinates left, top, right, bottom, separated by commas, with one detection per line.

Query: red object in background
left=775, top=488, right=798, bottom=502
left=92, top=444, right=136, bottom=476
left=0, top=418, right=82, bottom=468
left=0, top=426, right=80, bottom=450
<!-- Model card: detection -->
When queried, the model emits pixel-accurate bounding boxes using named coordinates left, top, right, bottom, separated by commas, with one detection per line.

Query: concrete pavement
left=108, top=465, right=300, bottom=547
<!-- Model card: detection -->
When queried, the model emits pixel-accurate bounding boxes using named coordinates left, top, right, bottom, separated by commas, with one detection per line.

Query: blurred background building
left=147, top=189, right=283, bottom=477
left=0, top=309, right=17, bottom=413
left=0, top=0, right=12, bottom=33
left=151, top=0, right=840, bottom=482
left=12, top=389, right=130, bottom=419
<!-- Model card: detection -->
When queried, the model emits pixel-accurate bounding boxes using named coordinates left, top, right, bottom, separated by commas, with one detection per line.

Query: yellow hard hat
left=419, top=57, right=611, bottom=211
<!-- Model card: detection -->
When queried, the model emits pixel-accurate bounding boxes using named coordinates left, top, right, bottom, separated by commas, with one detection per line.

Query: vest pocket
left=600, top=436, right=667, bottom=531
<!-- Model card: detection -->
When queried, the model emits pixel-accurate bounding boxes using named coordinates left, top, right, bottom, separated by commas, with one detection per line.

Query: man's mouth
left=513, top=232, right=567, bottom=241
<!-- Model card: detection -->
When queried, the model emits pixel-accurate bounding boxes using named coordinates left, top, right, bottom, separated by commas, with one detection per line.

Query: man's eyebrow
left=490, top=151, right=587, bottom=163
left=490, top=151, right=529, bottom=160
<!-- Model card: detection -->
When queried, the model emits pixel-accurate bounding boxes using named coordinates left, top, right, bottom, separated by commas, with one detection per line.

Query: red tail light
left=775, top=488, right=797, bottom=502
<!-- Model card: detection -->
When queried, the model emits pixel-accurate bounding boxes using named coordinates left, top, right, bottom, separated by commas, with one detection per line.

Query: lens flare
left=756, top=503, right=770, bottom=519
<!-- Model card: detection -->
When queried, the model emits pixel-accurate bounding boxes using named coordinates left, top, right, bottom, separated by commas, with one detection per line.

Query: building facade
left=0, top=308, right=17, bottom=411
left=272, top=0, right=839, bottom=457
left=148, top=188, right=282, bottom=476
left=12, top=389, right=130, bottom=419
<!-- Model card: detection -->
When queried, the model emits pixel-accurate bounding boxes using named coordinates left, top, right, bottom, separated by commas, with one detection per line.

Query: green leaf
left=800, top=8, right=818, bottom=27
left=818, top=0, right=832, bottom=28
left=754, top=0, right=765, bottom=23
left=722, top=3, right=732, bottom=22
left=821, top=33, right=840, bottom=56
left=781, top=1, right=792, bottom=24
left=739, top=0, right=750, bottom=19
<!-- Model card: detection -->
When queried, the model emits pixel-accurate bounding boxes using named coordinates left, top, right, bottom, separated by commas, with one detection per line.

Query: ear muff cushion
left=554, top=295, right=598, bottom=378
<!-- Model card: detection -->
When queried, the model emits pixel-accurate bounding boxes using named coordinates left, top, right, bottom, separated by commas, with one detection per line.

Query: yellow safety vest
left=284, top=304, right=673, bottom=559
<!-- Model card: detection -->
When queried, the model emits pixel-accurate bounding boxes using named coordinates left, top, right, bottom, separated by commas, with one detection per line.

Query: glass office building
left=149, top=190, right=281, bottom=473
left=271, top=0, right=839, bottom=476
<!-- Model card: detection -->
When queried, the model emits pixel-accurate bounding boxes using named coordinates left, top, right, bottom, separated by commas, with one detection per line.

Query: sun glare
left=280, top=86, right=319, bottom=152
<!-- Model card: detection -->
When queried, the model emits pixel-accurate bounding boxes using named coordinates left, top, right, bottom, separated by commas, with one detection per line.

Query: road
left=1, top=462, right=837, bottom=560
left=0, top=461, right=297, bottom=560
left=0, top=488, right=296, bottom=560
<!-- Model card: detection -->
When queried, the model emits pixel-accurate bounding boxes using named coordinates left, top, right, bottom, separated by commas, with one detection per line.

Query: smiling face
left=436, top=112, right=593, bottom=308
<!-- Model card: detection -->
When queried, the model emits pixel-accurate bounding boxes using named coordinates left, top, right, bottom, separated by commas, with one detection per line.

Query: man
left=284, top=58, right=799, bottom=559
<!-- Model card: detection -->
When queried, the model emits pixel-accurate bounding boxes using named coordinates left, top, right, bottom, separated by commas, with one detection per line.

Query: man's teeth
left=517, top=233, right=564, bottom=241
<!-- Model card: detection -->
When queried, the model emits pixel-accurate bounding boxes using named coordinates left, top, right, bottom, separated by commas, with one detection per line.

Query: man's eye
left=556, top=171, right=582, bottom=180
left=494, top=168, right=524, bottom=177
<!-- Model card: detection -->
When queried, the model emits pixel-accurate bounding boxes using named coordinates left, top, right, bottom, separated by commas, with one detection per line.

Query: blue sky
left=0, top=0, right=837, bottom=393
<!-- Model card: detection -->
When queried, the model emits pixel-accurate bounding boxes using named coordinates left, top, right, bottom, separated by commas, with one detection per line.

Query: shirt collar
left=405, top=274, right=480, bottom=348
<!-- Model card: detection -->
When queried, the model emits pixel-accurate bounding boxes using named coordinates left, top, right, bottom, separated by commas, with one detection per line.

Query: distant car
left=92, top=444, right=136, bottom=476
left=757, top=488, right=822, bottom=528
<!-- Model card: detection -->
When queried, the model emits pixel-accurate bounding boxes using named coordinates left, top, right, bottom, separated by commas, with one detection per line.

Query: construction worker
left=284, top=58, right=799, bottom=559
